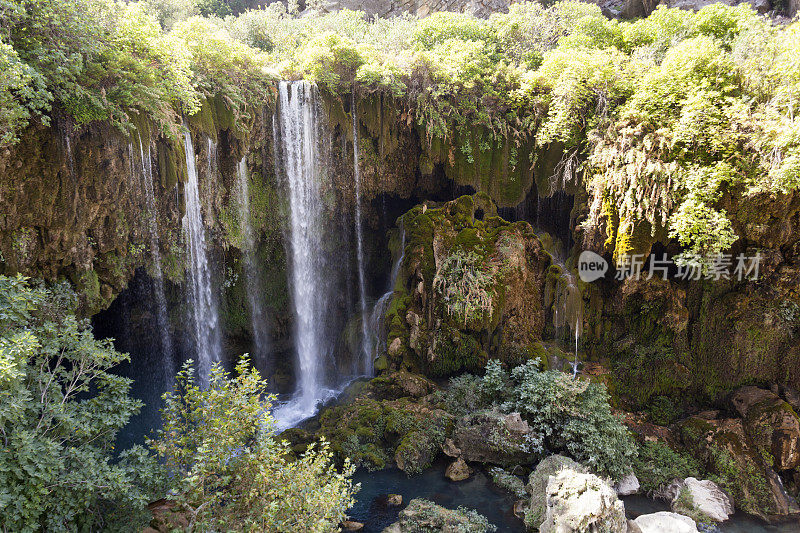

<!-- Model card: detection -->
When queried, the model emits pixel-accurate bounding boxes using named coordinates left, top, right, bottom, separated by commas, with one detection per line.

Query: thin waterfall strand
left=182, top=129, right=221, bottom=385
left=366, top=225, right=406, bottom=362
left=235, top=157, right=270, bottom=369
left=137, top=134, right=174, bottom=373
left=352, top=96, right=371, bottom=376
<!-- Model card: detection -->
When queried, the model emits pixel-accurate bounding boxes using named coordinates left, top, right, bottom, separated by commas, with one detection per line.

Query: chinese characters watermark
left=578, top=251, right=761, bottom=283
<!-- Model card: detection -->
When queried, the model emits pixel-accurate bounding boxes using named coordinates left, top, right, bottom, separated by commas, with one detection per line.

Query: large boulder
left=453, top=410, right=539, bottom=466
left=730, top=386, right=800, bottom=471
left=671, top=478, right=734, bottom=523
left=538, top=469, right=627, bottom=533
left=525, top=455, right=587, bottom=530
left=633, top=512, right=698, bottom=533
left=367, top=371, right=437, bottom=400
left=382, top=499, right=494, bottom=533
left=679, top=416, right=799, bottom=518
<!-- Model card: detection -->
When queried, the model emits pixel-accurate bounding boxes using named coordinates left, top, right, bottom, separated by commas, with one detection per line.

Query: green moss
left=157, top=137, right=187, bottom=189
left=429, top=332, right=486, bottom=377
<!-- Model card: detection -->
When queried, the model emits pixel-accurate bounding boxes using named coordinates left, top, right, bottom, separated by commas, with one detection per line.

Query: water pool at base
left=349, top=463, right=800, bottom=533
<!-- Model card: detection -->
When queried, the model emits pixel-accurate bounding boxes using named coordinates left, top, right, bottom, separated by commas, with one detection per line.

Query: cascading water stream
left=540, top=235, right=583, bottom=375
left=352, top=95, right=371, bottom=376
left=182, top=128, right=221, bottom=386
left=137, top=134, right=174, bottom=374
left=273, top=80, right=336, bottom=428
left=235, top=157, right=270, bottom=370
left=365, top=225, right=406, bottom=363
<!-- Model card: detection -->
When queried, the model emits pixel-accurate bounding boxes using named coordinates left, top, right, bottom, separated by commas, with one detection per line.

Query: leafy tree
left=0, top=275, right=162, bottom=531
left=150, top=357, right=357, bottom=532
left=0, top=38, right=49, bottom=146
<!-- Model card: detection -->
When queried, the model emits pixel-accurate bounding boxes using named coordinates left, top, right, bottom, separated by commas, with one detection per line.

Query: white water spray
left=272, top=81, right=337, bottom=427
left=235, top=157, right=270, bottom=369
left=352, top=95, right=371, bottom=376
left=182, top=129, right=221, bottom=386
left=137, top=134, right=174, bottom=373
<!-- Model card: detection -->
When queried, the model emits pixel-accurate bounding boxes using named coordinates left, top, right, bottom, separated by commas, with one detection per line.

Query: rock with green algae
left=671, top=477, right=734, bottom=524
left=730, top=386, right=800, bottom=471
left=678, top=415, right=799, bottom=519
left=383, top=193, right=551, bottom=378
left=382, top=498, right=496, bottom=533
left=488, top=467, right=527, bottom=498
left=302, top=373, right=453, bottom=474
left=453, top=410, right=539, bottom=467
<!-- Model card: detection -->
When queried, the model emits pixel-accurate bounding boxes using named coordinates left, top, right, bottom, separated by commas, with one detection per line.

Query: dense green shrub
left=632, top=441, right=701, bottom=493
left=150, top=357, right=357, bottom=532
left=494, top=361, right=637, bottom=480
left=0, top=275, right=162, bottom=531
left=433, top=373, right=484, bottom=417
left=437, top=360, right=635, bottom=479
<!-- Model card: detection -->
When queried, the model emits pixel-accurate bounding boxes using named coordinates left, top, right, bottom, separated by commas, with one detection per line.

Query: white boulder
left=539, top=469, right=627, bottom=533
left=634, top=511, right=699, bottom=533
left=673, top=477, right=734, bottom=522
left=613, top=473, right=640, bottom=496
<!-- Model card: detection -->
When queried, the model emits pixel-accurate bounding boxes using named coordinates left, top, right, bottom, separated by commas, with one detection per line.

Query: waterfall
left=544, top=263, right=583, bottom=375
left=182, top=128, right=221, bottom=385
left=352, top=96, right=371, bottom=376
left=272, top=80, right=336, bottom=427
left=365, top=225, right=406, bottom=363
left=235, top=157, right=270, bottom=370
left=137, top=134, right=174, bottom=373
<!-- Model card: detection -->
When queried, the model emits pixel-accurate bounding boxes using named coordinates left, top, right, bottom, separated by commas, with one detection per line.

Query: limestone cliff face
left=0, top=119, right=184, bottom=315
left=3, top=84, right=799, bottom=408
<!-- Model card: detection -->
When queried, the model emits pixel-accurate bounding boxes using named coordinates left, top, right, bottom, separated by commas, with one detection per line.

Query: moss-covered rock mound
left=383, top=193, right=551, bottom=377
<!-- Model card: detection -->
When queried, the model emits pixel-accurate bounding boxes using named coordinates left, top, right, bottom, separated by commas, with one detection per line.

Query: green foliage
left=0, top=275, right=161, bottom=531
left=150, top=357, right=357, bottom=532
left=436, top=360, right=635, bottom=480
left=1, top=0, right=798, bottom=260
left=433, top=373, right=484, bottom=417
left=144, top=0, right=198, bottom=30
left=489, top=360, right=637, bottom=480
left=647, top=395, right=681, bottom=426
left=433, top=250, right=496, bottom=328
left=393, top=499, right=496, bottom=533
left=632, top=441, right=701, bottom=493
left=0, top=38, right=49, bottom=146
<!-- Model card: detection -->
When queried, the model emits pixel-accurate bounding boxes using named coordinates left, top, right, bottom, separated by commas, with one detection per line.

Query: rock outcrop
left=730, top=386, right=800, bottom=471
left=525, top=455, right=587, bottom=530
left=614, top=473, right=641, bottom=496
left=445, top=457, right=472, bottom=481
left=538, top=469, right=627, bottom=533
left=679, top=414, right=799, bottom=518
left=453, top=410, right=539, bottom=466
left=384, top=194, right=551, bottom=377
